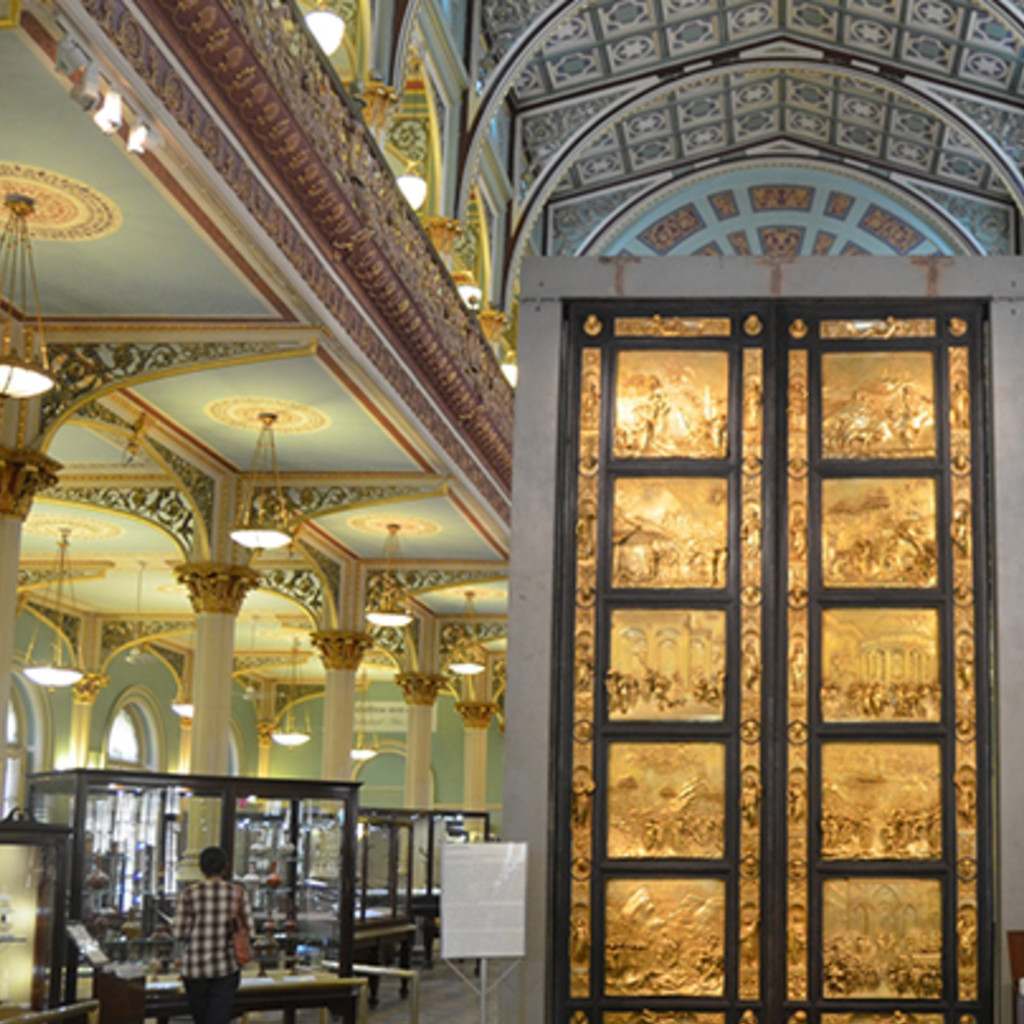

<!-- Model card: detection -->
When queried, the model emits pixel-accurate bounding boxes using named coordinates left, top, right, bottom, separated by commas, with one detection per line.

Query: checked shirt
left=172, top=878, right=254, bottom=978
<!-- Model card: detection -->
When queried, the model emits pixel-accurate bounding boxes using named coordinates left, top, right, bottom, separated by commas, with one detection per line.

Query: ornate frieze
left=0, top=446, right=61, bottom=521
left=439, top=619, right=506, bottom=660
left=286, top=479, right=447, bottom=522
left=52, top=483, right=195, bottom=556
left=260, top=566, right=325, bottom=624
left=396, top=672, right=445, bottom=706
left=310, top=630, right=373, bottom=670
left=175, top=562, right=260, bottom=615
left=101, top=619, right=192, bottom=659
left=374, top=566, right=508, bottom=596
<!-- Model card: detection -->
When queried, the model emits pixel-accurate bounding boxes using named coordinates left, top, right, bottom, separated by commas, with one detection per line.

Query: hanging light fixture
left=170, top=681, right=194, bottom=719
left=365, top=523, right=413, bottom=628
left=501, top=350, right=518, bottom=388
left=305, top=1, right=346, bottom=56
left=350, top=671, right=378, bottom=762
left=448, top=590, right=487, bottom=676
left=124, top=560, right=152, bottom=665
left=0, top=194, right=55, bottom=399
left=231, top=411, right=293, bottom=550
left=24, top=529, right=83, bottom=688
left=396, top=167, right=428, bottom=211
left=272, top=640, right=312, bottom=746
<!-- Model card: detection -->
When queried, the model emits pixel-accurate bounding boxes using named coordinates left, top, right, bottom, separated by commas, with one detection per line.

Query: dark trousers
left=183, top=972, right=240, bottom=1024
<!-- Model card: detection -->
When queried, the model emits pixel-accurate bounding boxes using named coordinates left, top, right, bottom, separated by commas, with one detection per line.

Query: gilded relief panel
left=822, top=1016, right=943, bottom=1024
left=820, top=608, right=940, bottom=722
left=821, top=478, right=937, bottom=589
left=821, top=352, right=935, bottom=460
left=607, top=608, right=726, bottom=721
left=821, top=743, right=942, bottom=860
left=612, top=478, right=729, bottom=588
left=605, top=878, right=726, bottom=996
left=822, top=878, right=942, bottom=999
left=605, top=1015, right=725, bottom=1023
left=607, top=742, right=725, bottom=859
left=613, top=350, right=729, bottom=459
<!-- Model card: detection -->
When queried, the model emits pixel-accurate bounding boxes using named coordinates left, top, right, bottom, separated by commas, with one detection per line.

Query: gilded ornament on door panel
left=822, top=878, right=942, bottom=999
left=614, top=315, right=731, bottom=337
left=822, top=1015, right=942, bottom=1023
left=607, top=742, right=725, bottom=858
left=606, top=608, right=726, bottom=720
left=744, top=314, right=763, bottom=336
left=949, top=317, right=968, bottom=337
left=821, top=743, right=942, bottom=860
left=821, top=478, right=937, bottom=588
left=614, top=350, right=729, bottom=459
left=612, top=478, right=729, bottom=588
left=820, top=316, right=936, bottom=339
left=605, top=1013, right=724, bottom=1023
left=584, top=314, right=603, bottom=336
left=821, top=607, right=940, bottom=721
left=821, top=352, right=935, bottom=459
left=605, top=878, right=725, bottom=996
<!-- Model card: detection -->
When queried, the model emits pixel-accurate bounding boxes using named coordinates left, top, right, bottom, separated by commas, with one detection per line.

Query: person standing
left=172, top=845, right=254, bottom=1024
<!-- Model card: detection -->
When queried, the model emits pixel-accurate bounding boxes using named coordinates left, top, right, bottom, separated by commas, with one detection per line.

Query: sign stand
left=439, top=841, right=528, bottom=1024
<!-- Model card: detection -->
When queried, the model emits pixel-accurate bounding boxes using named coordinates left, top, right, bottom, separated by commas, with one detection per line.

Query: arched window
left=104, top=703, right=159, bottom=770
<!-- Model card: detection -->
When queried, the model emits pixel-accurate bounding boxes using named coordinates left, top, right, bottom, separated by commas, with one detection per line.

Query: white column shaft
left=0, top=517, right=23, bottom=799
left=322, top=666, right=356, bottom=781
left=404, top=704, right=433, bottom=808
left=462, top=726, right=488, bottom=811
left=190, top=611, right=235, bottom=775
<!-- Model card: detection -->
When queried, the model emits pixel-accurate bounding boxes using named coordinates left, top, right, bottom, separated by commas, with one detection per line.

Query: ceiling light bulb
left=230, top=526, right=293, bottom=550
left=449, top=658, right=486, bottom=676
left=397, top=172, right=428, bottom=211
left=171, top=701, right=194, bottom=718
left=457, top=283, right=483, bottom=311
left=128, top=122, right=149, bottom=154
left=305, top=8, right=345, bottom=56
left=365, top=608, right=413, bottom=628
left=0, top=358, right=55, bottom=398
left=350, top=747, right=378, bottom=762
left=93, top=90, right=122, bottom=134
left=501, top=356, right=518, bottom=388
left=272, top=730, right=311, bottom=747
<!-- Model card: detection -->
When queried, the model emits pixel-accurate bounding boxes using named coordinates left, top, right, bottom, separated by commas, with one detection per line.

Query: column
left=455, top=701, right=497, bottom=812
left=0, top=446, right=60, bottom=795
left=311, top=630, right=372, bottom=781
left=396, top=673, right=444, bottom=808
left=177, top=715, right=193, bottom=773
left=256, top=720, right=275, bottom=777
left=69, top=672, right=107, bottom=768
left=174, top=562, right=259, bottom=775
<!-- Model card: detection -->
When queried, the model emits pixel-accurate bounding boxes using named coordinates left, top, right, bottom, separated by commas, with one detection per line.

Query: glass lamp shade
left=366, top=607, right=413, bottom=628
left=171, top=701, right=194, bottom=718
left=350, top=747, right=378, bottom=762
left=0, top=356, right=55, bottom=398
left=457, top=283, right=483, bottom=310
left=501, top=356, right=518, bottom=388
left=23, top=664, right=82, bottom=688
left=396, top=173, right=428, bottom=211
left=449, top=658, right=486, bottom=676
left=305, top=8, right=345, bottom=55
left=229, top=525, right=293, bottom=550
left=271, top=729, right=311, bottom=747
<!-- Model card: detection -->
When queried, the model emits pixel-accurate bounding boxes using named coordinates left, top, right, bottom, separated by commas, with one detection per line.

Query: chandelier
left=24, top=529, right=83, bottom=687
left=231, top=411, right=293, bottom=550
left=0, top=194, right=55, bottom=399
left=271, top=640, right=312, bottom=746
left=365, top=523, right=413, bottom=628
left=448, top=590, right=486, bottom=676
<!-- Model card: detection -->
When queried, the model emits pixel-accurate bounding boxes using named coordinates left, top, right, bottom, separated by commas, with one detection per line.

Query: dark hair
left=199, top=846, right=229, bottom=878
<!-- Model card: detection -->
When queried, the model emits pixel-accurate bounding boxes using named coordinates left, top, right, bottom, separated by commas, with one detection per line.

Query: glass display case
left=362, top=807, right=490, bottom=965
left=0, top=808, right=70, bottom=1009
left=355, top=811, right=413, bottom=928
left=28, top=770, right=357, bottom=1001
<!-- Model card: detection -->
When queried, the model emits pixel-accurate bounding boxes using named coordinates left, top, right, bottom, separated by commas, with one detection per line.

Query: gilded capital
left=174, top=562, right=260, bottom=615
left=73, top=671, right=108, bottom=706
left=256, top=720, right=276, bottom=747
left=0, top=447, right=61, bottom=521
left=397, top=672, right=445, bottom=706
left=360, top=80, right=399, bottom=139
left=422, top=217, right=460, bottom=262
left=455, top=700, right=497, bottom=730
left=477, top=310, right=508, bottom=346
left=310, top=630, right=373, bottom=671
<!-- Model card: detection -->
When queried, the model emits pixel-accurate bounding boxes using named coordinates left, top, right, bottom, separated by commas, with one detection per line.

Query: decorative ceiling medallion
left=205, top=397, right=330, bottom=433
left=0, top=163, right=122, bottom=241
left=347, top=513, right=441, bottom=537
left=23, top=514, right=124, bottom=541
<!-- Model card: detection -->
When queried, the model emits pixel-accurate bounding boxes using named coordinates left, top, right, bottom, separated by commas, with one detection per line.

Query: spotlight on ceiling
left=305, top=4, right=345, bottom=56
left=93, top=90, right=123, bottom=134
left=396, top=171, right=428, bottom=211
left=127, top=122, right=150, bottom=154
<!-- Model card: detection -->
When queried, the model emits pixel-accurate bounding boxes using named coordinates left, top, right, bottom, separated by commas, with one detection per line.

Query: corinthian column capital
left=73, top=671, right=108, bottom=707
left=397, top=672, right=446, bottom=706
left=0, top=446, right=61, bottom=521
left=174, top=562, right=260, bottom=615
left=455, top=700, right=498, bottom=730
left=310, top=630, right=373, bottom=671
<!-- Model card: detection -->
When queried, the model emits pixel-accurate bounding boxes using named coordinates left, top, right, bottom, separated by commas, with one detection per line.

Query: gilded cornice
left=75, top=0, right=511, bottom=520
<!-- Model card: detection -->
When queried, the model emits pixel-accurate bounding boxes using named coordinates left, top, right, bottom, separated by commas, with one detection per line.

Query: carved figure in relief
left=575, top=632, right=594, bottom=692
left=576, top=498, right=597, bottom=560
left=569, top=902, right=590, bottom=964
left=741, top=501, right=762, bottom=556
left=571, top=766, right=596, bottom=827
left=952, top=499, right=971, bottom=559
left=789, top=502, right=807, bottom=559
left=740, top=766, right=762, bottom=828
left=788, top=768, right=807, bottom=823
left=957, top=904, right=978, bottom=970
left=581, top=372, right=600, bottom=429
left=739, top=900, right=760, bottom=973
left=744, top=376, right=762, bottom=429
left=742, top=632, right=761, bottom=692
left=954, top=765, right=977, bottom=827
left=951, top=378, right=970, bottom=430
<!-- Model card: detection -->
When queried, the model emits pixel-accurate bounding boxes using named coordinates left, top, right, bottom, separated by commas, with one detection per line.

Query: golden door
left=555, top=303, right=990, bottom=1024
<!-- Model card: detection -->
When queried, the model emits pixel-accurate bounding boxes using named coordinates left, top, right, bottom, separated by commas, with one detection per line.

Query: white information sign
left=440, top=842, right=527, bottom=958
